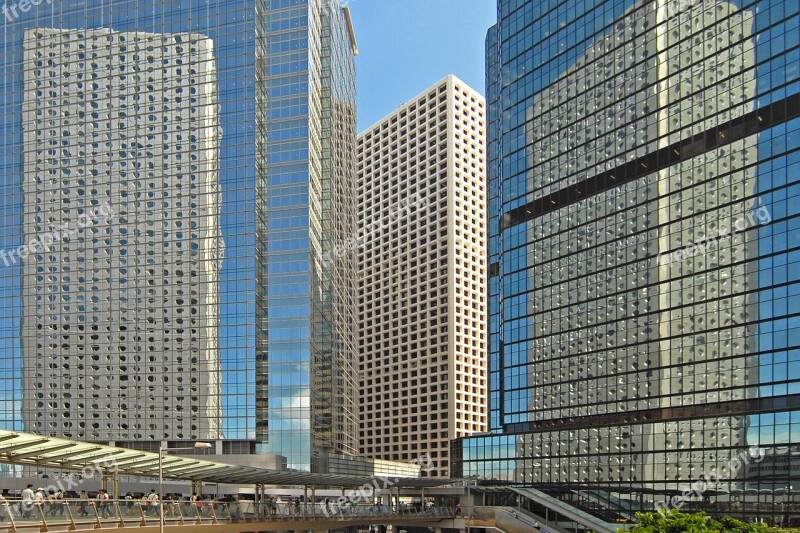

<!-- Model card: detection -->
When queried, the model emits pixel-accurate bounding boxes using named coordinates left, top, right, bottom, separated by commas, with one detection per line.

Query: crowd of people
left=0, top=487, right=456, bottom=523
left=0, top=487, right=208, bottom=521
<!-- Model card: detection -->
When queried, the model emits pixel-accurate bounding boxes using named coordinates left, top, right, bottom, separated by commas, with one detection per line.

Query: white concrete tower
left=357, top=76, right=487, bottom=477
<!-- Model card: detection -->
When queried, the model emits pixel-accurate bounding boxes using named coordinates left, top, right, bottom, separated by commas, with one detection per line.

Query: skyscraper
left=0, top=0, right=359, bottom=471
left=357, top=76, right=488, bottom=477
left=454, top=0, right=800, bottom=522
left=257, top=0, right=359, bottom=471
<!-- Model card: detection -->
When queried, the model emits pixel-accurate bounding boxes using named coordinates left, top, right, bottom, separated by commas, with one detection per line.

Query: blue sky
left=348, top=0, right=497, bottom=133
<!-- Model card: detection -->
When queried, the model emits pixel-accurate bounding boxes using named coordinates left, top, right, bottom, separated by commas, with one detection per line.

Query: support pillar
left=255, top=484, right=261, bottom=518
left=311, top=486, right=316, bottom=517
left=261, top=485, right=266, bottom=516
left=114, top=472, right=120, bottom=500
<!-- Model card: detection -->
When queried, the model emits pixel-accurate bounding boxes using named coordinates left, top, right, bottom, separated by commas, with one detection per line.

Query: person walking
left=54, top=489, right=65, bottom=517
left=31, top=488, right=45, bottom=519
left=192, top=493, right=203, bottom=517
left=105, top=490, right=114, bottom=518
left=163, top=494, right=173, bottom=518
left=124, top=493, right=134, bottom=516
left=45, top=489, right=57, bottom=517
left=455, top=501, right=462, bottom=517
left=77, top=490, right=90, bottom=517
left=20, top=484, right=34, bottom=519
left=146, top=489, right=159, bottom=517
left=98, top=489, right=112, bottom=519
left=0, top=493, right=9, bottom=522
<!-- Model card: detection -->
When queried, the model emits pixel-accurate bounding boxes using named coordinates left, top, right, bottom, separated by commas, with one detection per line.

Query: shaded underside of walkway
left=1, top=509, right=457, bottom=533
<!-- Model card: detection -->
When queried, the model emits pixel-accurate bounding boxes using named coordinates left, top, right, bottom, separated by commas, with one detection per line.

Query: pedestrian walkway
left=0, top=497, right=457, bottom=532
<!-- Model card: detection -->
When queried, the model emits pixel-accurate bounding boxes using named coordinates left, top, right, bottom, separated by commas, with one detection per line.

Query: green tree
left=621, top=509, right=800, bottom=533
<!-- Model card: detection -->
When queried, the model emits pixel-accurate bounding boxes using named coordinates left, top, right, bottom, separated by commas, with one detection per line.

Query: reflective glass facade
left=257, top=0, right=359, bottom=471
left=1, top=0, right=357, bottom=470
left=454, top=0, right=800, bottom=522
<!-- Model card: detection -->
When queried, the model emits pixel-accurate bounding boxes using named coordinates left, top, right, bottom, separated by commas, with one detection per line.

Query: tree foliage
left=621, top=509, right=800, bottom=533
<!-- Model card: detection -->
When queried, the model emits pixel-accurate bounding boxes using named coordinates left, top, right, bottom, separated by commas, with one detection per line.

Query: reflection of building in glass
left=0, top=0, right=359, bottom=471
left=358, top=76, right=488, bottom=478
left=0, top=0, right=263, bottom=458
left=21, top=28, right=223, bottom=442
left=454, top=0, right=800, bottom=522
left=256, top=1, right=359, bottom=472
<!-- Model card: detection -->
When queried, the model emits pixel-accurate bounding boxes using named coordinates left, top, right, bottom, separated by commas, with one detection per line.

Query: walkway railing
left=0, top=498, right=455, bottom=531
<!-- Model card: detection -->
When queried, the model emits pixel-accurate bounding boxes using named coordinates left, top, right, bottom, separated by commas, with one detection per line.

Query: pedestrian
left=0, top=493, right=8, bottom=522
left=124, top=493, right=134, bottom=516
left=77, top=490, right=90, bottom=517
left=98, top=489, right=112, bottom=518
left=163, top=494, right=173, bottom=517
left=54, top=489, right=65, bottom=517
left=171, top=495, right=181, bottom=517
left=20, top=484, right=34, bottom=519
left=45, top=489, right=57, bottom=516
left=33, top=488, right=46, bottom=517
left=455, top=501, right=462, bottom=517
left=147, top=489, right=159, bottom=517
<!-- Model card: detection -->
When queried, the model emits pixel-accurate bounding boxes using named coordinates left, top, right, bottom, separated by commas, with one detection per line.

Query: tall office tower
left=0, top=0, right=359, bottom=470
left=257, top=0, right=359, bottom=472
left=358, top=76, right=488, bottom=477
left=20, top=28, right=223, bottom=442
left=454, top=0, right=800, bottom=522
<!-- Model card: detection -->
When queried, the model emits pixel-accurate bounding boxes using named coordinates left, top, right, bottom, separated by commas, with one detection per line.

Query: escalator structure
left=571, top=489, right=636, bottom=524
left=471, top=505, right=572, bottom=533
left=505, top=487, right=627, bottom=533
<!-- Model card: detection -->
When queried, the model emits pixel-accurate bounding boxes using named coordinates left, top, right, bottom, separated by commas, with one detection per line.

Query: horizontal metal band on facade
left=503, top=393, right=800, bottom=435
left=499, top=92, right=800, bottom=231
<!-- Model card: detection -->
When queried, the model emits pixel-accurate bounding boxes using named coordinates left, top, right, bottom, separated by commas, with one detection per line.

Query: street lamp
left=159, top=442, right=213, bottom=533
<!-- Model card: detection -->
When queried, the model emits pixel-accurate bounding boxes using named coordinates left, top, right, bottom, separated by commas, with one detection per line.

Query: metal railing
left=0, top=497, right=455, bottom=531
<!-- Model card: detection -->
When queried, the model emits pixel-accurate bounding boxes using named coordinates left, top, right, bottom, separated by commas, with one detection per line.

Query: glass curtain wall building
left=257, top=0, right=359, bottom=471
left=453, top=0, right=800, bottom=522
left=1, top=0, right=358, bottom=471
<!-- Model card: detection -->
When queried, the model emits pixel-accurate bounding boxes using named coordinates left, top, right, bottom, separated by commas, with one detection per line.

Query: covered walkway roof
left=0, top=430, right=458, bottom=489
